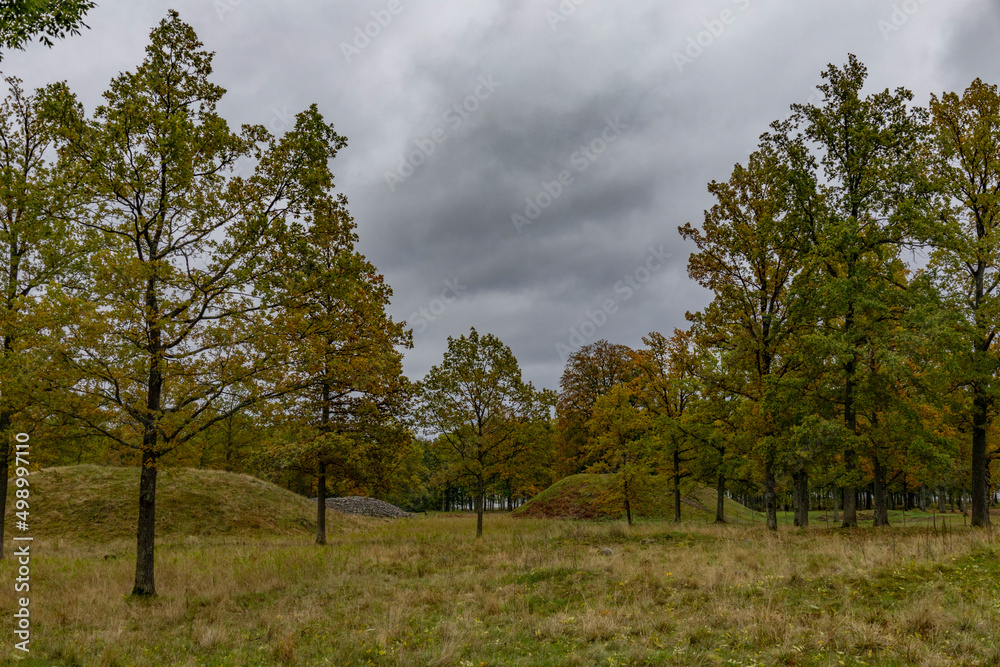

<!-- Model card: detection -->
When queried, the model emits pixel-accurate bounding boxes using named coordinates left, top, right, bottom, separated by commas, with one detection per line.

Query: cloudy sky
left=6, top=0, right=1000, bottom=391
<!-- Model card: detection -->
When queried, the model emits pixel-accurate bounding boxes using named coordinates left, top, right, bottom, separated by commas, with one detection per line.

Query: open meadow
left=3, top=468, right=1000, bottom=666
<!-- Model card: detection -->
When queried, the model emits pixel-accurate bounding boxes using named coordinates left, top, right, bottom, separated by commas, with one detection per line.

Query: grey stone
left=310, top=496, right=414, bottom=519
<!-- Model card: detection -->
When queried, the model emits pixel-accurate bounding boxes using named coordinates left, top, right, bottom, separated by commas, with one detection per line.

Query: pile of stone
left=310, top=495, right=414, bottom=519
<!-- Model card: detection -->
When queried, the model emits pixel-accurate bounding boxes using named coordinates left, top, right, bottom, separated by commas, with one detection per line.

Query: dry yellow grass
left=0, top=510, right=998, bottom=666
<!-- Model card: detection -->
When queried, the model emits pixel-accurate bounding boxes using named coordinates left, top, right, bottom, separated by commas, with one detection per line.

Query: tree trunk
left=872, top=457, right=889, bottom=527
left=624, top=494, right=633, bottom=526
left=764, top=468, right=777, bottom=531
left=132, top=448, right=157, bottom=596
left=832, top=486, right=839, bottom=524
left=842, top=485, right=857, bottom=528
left=842, top=309, right=858, bottom=528
left=475, top=476, right=484, bottom=537
left=715, top=471, right=726, bottom=524
left=972, top=391, right=991, bottom=527
left=316, top=379, right=333, bottom=544
left=673, top=450, right=681, bottom=523
left=0, top=410, right=10, bottom=559
left=133, top=282, right=163, bottom=597
left=316, top=461, right=327, bottom=545
left=134, top=346, right=162, bottom=593
left=793, top=469, right=808, bottom=527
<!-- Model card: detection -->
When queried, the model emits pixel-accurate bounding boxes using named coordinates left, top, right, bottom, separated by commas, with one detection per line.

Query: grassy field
left=2, top=467, right=999, bottom=666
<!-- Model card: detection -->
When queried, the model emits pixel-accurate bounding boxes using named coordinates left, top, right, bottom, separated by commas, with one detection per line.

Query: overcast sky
left=6, top=0, right=1000, bottom=391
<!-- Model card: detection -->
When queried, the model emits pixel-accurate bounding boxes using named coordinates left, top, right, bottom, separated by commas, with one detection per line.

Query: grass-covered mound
left=512, top=473, right=759, bottom=522
left=7, top=464, right=319, bottom=543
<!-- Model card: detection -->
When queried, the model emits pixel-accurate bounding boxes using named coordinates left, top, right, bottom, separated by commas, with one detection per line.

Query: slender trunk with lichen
left=971, top=390, right=992, bottom=527
left=132, top=278, right=162, bottom=597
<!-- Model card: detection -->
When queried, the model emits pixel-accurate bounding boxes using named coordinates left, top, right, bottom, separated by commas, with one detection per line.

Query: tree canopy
left=0, top=0, right=96, bottom=56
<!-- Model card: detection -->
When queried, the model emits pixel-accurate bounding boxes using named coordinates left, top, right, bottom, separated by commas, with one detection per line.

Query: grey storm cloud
left=4, top=0, right=998, bottom=390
